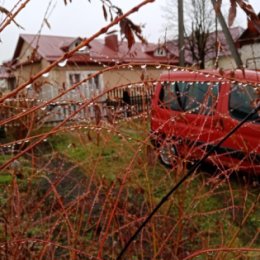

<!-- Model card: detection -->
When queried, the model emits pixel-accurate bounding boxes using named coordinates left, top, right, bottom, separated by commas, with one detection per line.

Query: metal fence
left=1, top=85, right=156, bottom=127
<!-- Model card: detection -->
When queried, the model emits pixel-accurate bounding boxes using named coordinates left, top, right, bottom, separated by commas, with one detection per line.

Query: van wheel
left=159, top=142, right=178, bottom=167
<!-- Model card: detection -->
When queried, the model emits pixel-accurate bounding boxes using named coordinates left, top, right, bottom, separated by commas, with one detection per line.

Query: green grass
left=0, top=174, right=12, bottom=185
left=0, top=119, right=258, bottom=259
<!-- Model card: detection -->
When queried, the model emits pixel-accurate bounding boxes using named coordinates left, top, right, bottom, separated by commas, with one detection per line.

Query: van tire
left=159, top=141, right=178, bottom=167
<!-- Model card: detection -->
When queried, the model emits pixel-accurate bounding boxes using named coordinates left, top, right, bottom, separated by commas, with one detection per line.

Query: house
left=166, top=27, right=244, bottom=69
left=236, top=13, right=260, bottom=70
left=204, top=27, right=244, bottom=69
left=204, top=17, right=260, bottom=70
left=9, top=33, right=180, bottom=103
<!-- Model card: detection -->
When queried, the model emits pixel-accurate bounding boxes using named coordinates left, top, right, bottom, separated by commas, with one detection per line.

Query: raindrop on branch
left=42, top=72, right=49, bottom=78
left=78, top=46, right=87, bottom=52
left=58, top=59, right=68, bottom=67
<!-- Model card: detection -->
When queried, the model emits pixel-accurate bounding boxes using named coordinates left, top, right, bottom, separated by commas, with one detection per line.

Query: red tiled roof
left=205, top=26, right=244, bottom=60
left=13, top=34, right=179, bottom=65
left=166, top=26, right=244, bottom=64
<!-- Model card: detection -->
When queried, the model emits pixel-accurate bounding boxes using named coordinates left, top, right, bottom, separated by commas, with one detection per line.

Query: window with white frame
left=66, top=71, right=104, bottom=100
left=154, top=48, right=167, bottom=57
left=69, top=73, right=81, bottom=85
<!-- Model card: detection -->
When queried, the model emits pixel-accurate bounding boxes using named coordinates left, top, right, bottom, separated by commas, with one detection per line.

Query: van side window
left=229, top=84, right=260, bottom=123
left=158, top=82, right=188, bottom=111
left=159, top=81, right=219, bottom=115
left=186, top=82, right=219, bottom=115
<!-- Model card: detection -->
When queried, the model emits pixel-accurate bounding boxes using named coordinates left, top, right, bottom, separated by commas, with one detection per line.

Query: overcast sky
left=0, top=0, right=260, bottom=64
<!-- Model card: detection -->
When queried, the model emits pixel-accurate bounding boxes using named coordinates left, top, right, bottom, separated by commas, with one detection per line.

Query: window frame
left=158, top=81, right=220, bottom=115
left=229, top=83, right=260, bottom=124
left=66, top=71, right=104, bottom=100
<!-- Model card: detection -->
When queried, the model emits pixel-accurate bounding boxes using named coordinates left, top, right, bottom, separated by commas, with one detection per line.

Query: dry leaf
left=0, top=5, right=10, bottom=15
left=44, top=18, right=51, bottom=29
left=102, top=4, right=108, bottom=21
left=94, top=104, right=101, bottom=125
left=63, top=0, right=72, bottom=5
left=228, top=0, right=237, bottom=27
left=0, top=5, right=24, bottom=29
left=214, top=0, right=222, bottom=13
left=120, top=19, right=135, bottom=49
left=140, top=71, right=145, bottom=81
left=236, top=0, right=260, bottom=32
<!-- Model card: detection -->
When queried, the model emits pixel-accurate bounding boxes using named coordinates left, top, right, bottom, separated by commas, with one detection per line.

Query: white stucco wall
left=205, top=55, right=237, bottom=70
left=205, top=43, right=260, bottom=70
left=239, top=43, right=260, bottom=70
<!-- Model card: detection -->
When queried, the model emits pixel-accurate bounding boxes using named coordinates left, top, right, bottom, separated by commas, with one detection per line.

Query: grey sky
left=0, top=0, right=260, bottom=64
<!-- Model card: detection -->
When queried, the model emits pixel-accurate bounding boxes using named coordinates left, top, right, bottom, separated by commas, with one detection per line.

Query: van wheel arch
left=158, top=138, right=179, bottom=168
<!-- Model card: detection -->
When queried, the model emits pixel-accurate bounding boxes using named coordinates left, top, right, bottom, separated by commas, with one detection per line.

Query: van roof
left=159, top=69, right=260, bottom=84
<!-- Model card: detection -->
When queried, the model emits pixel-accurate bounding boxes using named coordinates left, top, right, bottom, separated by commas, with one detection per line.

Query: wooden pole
left=178, top=0, right=185, bottom=66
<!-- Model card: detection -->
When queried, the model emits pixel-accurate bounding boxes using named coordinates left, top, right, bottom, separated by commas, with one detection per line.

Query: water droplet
left=26, top=84, right=32, bottom=89
left=141, top=64, right=146, bottom=69
left=156, top=65, right=161, bottom=69
left=78, top=46, right=87, bottom=52
left=42, top=72, right=49, bottom=78
left=58, top=59, right=68, bottom=67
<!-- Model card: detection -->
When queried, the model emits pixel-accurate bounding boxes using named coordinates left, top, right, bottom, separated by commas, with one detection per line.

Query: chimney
left=105, top=34, right=118, bottom=52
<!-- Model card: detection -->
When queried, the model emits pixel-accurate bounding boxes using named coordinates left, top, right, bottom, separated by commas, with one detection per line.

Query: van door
left=179, top=81, right=221, bottom=160
left=218, top=82, right=260, bottom=172
left=157, top=80, right=220, bottom=161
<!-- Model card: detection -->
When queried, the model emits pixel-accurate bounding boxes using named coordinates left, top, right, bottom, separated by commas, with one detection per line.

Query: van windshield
left=159, top=81, right=219, bottom=115
left=229, top=84, right=260, bottom=123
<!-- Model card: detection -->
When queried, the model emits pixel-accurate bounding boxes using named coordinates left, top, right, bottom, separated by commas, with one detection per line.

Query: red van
left=150, top=69, right=260, bottom=175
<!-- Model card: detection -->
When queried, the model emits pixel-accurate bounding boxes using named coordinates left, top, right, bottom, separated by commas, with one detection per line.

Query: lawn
left=0, top=118, right=259, bottom=260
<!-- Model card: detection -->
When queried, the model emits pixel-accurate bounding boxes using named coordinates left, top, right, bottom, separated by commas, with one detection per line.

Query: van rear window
left=159, top=81, right=219, bottom=115
left=229, top=84, right=260, bottom=123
